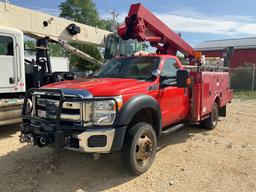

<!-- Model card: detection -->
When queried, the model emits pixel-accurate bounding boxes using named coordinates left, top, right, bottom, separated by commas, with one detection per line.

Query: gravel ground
left=0, top=99, right=256, bottom=192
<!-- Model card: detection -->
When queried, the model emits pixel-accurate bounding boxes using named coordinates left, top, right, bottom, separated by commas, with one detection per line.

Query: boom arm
left=0, top=1, right=112, bottom=65
left=118, top=3, right=196, bottom=61
left=0, top=1, right=111, bottom=46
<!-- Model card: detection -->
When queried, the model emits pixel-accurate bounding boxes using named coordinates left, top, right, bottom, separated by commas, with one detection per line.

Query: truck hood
left=44, top=78, right=154, bottom=96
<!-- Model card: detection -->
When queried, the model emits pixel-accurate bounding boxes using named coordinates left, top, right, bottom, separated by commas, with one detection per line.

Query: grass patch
left=233, top=91, right=256, bottom=100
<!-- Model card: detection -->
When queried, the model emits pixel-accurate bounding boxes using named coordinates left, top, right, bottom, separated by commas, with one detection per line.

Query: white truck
left=0, top=1, right=142, bottom=126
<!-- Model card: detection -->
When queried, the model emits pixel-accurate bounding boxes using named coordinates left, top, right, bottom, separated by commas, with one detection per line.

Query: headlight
left=93, top=96, right=123, bottom=126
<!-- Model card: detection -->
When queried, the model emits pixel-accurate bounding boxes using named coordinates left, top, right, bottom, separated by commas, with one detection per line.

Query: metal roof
left=195, top=37, right=256, bottom=51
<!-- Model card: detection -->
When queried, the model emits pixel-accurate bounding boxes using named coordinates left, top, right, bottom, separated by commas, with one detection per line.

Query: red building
left=195, top=37, right=256, bottom=68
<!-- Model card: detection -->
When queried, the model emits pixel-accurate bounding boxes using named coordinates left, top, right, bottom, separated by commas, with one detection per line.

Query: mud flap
left=219, top=105, right=226, bottom=117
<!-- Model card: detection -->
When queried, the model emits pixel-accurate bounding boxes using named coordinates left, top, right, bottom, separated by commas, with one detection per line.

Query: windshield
left=94, top=56, right=160, bottom=80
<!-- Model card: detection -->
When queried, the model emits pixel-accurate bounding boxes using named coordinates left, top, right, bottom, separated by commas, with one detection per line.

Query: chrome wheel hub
left=135, top=135, right=153, bottom=166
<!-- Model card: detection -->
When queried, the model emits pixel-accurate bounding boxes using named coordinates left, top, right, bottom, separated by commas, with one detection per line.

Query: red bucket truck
left=20, top=3, right=233, bottom=175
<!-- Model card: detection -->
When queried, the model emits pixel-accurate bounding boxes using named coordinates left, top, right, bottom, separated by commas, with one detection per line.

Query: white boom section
left=58, top=41, right=103, bottom=66
left=0, top=1, right=111, bottom=47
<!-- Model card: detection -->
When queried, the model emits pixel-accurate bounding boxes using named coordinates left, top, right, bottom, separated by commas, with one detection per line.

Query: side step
left=161, top=123, right=185, bottom=136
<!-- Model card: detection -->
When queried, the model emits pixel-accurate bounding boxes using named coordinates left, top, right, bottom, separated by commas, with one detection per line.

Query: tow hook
left=20, top=134, right=53, bottom=147
left=36, top=134, right=53, bottom=148
left=19, top=134, right=34, bottom=145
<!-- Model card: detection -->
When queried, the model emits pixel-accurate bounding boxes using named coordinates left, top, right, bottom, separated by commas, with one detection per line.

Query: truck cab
left=20, top=54, right=192, bottom=173
left=0, top=27, right=26, bottom=126
left=41, top=54, right=189, bottom=131
left=0, top=27, right=25, bottom=94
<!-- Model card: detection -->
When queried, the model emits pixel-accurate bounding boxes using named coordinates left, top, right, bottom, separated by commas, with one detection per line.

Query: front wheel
left=121, top=122, right=157, bottom=175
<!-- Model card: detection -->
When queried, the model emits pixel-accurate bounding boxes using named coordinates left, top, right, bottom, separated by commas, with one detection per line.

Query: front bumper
left=68, top=128, right=115, bottom=153
left=20, top=88, right=127, bottom=153
left=20, top=125, right=126, bottom=153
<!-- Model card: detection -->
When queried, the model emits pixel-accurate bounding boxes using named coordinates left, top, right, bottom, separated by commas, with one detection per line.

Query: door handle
left=9, top=77, right=15, bottom=84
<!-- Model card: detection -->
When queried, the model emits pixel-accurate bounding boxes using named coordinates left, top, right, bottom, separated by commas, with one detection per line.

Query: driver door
left=159, top=58, right=189, bottom=127
left=0, top=34, right=16, bottom=88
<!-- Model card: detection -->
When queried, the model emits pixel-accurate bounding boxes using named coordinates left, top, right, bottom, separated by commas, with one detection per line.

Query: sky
left=5, top=0, right=256, bottom=46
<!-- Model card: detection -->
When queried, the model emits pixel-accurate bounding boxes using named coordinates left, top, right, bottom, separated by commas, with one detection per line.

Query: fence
left=229, top=64, right=256, bottom=92
left=72, top=65, right=256, bottom=92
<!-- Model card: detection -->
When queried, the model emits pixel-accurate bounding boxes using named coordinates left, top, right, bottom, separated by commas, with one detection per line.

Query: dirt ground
left=0, top=99, right=256, bottom=192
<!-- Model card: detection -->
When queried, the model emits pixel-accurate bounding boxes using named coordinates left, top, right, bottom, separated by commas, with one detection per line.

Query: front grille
left=34, top=94, right=92, bottom=126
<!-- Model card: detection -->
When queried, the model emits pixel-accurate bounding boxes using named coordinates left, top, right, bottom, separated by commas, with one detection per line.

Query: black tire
left=201, top=102, right=219, bottom=130
left=121, top=122, right=157, bottom=175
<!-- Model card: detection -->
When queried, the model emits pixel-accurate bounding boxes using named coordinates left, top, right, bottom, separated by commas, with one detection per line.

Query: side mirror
left=177, top=70, right=190, bottom=88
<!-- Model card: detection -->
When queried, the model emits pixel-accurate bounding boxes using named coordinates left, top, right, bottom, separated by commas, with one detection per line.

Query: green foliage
left=177, top=55, right=189, bottom=65
left=24, top=40, right=36, bottom=55
left=24, top=40, right=68, bottom=57
left=60, top=0, right=101, bottom=27
left=59, top=0, right=109, bottom=71
left=24, top=40, right=34, bottom=49
left=48, top=44, right=68, bottom=57
left=142, top=43, right=149, bottom=51
left=99, top=19, right=113, bottom=32
left=70, top=43, right=103, bottom=71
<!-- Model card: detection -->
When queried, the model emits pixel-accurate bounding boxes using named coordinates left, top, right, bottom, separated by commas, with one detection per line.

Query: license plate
left=37, top=110, right=47, bottom=118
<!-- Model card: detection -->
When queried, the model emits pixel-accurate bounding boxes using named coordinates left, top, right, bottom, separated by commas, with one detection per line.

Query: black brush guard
left=20, top=88, right=118, bottom=148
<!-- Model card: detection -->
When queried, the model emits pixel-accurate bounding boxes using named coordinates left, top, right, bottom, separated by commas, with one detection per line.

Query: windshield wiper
left=93, top=75, right=151, bottom=80
left=93, top=75, right=127, bottom=79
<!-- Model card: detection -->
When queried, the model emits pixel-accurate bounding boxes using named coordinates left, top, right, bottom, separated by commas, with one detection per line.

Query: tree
left=142, top=43, right=149, bottom=51
left=24, top=40, right=68, bottom=57
left=99, top=19, right=113, bottom=32
left=60, top=0, right=101, bottom=26
left=24, top=40, right=35, bottom=55
left=48, top=44, right=68, bottom=57
left=177, top=55, right=189, bottom=65
left=59, top=0, right=108, bottom=71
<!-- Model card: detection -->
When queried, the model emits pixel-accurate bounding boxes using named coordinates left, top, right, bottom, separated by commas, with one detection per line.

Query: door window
left=0, top=36, right=14, bottom=56
left=104, top=35, right=118, bottom=59
left=162, top=58, right=178, bottom=77
left=161, top=58, right=179, bottom=85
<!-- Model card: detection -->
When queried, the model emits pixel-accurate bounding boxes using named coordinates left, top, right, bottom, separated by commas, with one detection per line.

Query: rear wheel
left=201, top=102, right=219, bottom=130
left=121, top=122, right=157, bottom=175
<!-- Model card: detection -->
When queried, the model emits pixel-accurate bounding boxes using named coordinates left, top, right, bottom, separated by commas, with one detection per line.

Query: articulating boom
left=118, top=3, right=196, bottom=61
